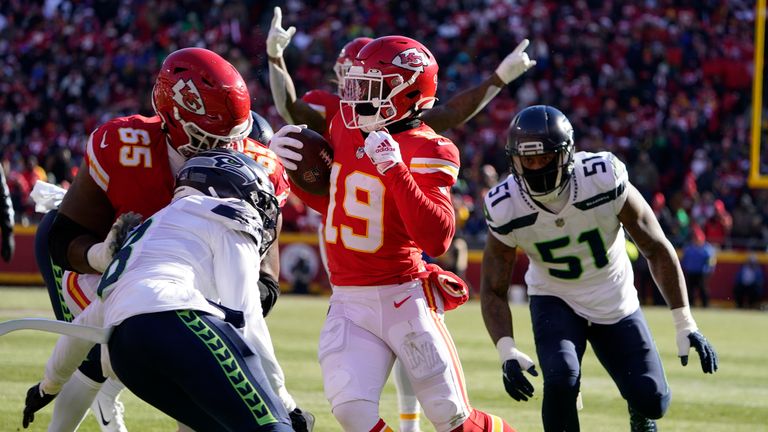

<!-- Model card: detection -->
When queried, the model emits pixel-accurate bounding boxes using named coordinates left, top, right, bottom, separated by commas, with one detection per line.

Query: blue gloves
left=502, top=358, right=539, bottom=402
left=681, top=331, right=719, bottom=373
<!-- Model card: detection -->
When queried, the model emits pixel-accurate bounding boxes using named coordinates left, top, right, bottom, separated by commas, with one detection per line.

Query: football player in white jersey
left=480, top=105, right=718, bottom=432
left=22, top=149, right=294, bottom=431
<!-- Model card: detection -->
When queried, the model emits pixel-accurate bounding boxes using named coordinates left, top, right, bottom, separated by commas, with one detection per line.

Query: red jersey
left=302, top=89, right=340, bottom=136
left=86, top=115, right=289, bottom=222
left=302, top=112, right=460, bottom=286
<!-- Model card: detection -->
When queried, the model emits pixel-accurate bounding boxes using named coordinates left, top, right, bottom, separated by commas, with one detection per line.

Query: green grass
left=1, top=287, right=767, bottom=431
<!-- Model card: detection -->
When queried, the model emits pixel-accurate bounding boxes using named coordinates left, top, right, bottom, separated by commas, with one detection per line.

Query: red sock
left=450, top=409, right=517, bottom=432
left=369, top=418, right=394, bottom=432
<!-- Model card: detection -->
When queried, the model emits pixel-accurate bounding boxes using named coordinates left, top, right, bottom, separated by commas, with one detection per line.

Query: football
left=285, top=127, right=333, bottom=196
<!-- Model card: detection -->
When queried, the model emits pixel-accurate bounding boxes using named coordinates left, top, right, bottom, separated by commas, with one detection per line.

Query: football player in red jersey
left=266, top=7, right=535, bottom=431
left=271, top=36, right=517, bottom=432
left=34, top=48, right=311, bottom=431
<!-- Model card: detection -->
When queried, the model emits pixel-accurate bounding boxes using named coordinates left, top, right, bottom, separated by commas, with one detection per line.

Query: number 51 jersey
left=483, top=151, right=639, bottom=324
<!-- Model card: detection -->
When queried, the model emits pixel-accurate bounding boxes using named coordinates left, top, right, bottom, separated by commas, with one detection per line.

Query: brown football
left=285, top=128, right=333, bottom=196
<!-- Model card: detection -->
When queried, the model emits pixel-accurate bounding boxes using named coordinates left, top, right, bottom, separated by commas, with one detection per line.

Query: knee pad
left=629, top=388, right=671, bottom=420
left=332, top=400, right=381, bottom=432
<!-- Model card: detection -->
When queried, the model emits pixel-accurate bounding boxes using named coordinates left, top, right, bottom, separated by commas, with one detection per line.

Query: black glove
left=681, top=331, right=719, bottom=373
left=23, top=383, right=57, bottom=428
left=259, top=273, right=281, bottom=317
left=1, top=232, right=13, bottom=262
left=289, top=407, right=315, bottom=432
left=502, top=359, right=538, bottom=402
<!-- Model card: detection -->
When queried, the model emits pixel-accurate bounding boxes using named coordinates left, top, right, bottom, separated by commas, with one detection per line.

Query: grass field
left=1, top=287, right=767, bottom=432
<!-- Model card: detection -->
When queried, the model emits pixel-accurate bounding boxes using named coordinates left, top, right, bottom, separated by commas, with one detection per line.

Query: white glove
left=277, top=386, right=297, bottom=412
left=364, top=130, right=403, bottom=175
left=30, top=181, right=66, bottom=213
left=86, top=212, right=143, bottom=273
left=495, top=39, right=537, bottom=85
left=266, top=6, right=296, bottom=59
left=672, top=306, right=698, bottom=357
left=269, top=124, right=306, bottom=171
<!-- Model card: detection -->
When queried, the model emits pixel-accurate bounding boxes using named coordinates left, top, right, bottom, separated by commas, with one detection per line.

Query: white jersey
left=43, top=195, right=293, bottom=409
left=97, top=195, right=263, bottom=325
left=483, top=151, right=639, bottom=324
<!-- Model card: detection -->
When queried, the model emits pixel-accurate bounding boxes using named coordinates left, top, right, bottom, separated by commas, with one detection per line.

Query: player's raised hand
left=269, top=124, right=306, bottom=171
left=497, top=336, right=538, bottom=402
left=495, top=39, right=537, bottom=85
left=364, top=130, right=403, bottom=175
left=22, top=383, right=57, bottom=428
left=267, top=6, right=296, bottom=59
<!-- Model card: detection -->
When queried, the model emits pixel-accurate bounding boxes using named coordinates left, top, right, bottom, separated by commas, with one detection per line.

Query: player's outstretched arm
left=480, top=233, right=538, bottom=401
left=480, top=233, right=518, bottom=343
left=258, top=213, right=282, bottom=317
left=619, top=184, right=719, bottom=373
left=421, top=39, right=536, bottom=134
left=266, top=7, right=326, bottom=133
left=51, top=161, right=116, bottom=273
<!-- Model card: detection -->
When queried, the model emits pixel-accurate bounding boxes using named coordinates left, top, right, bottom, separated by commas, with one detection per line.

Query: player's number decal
left=97, top=219, right=153, bottom=297
left=243, top=142, right=278, bottom=174
left=118, top=128, right=152, bottom=168
left=582, top=156, right=607, bottom=177
left=324, top=164, right=384, bottom=253
left=534, top=228, right=608, bottom=279
left=488, top=182, right=511, bottom=207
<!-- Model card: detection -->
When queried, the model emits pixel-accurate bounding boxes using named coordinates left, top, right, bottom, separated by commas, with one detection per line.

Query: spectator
left=681, top=227, right=717, bottom=308
left=733, top=255, right=764, bottom=309
left=702, top=199, right=733, bottom=248
left=630, top=151, right=659, bottom=201
left=0, top=0, right=761, bottom=249
left=731, top=194, right=766, bottom=249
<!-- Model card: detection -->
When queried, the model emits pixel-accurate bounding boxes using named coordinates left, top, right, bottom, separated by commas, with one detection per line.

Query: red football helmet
left=333, top=37, right=373, bottom=95
left=340, top=36, right=438, bottom=132
left=152, top=47, right=253, bottom=158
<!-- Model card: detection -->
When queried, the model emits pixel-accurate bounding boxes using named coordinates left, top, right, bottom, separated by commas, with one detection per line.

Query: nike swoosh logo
left=96, top=401, right=111, bottom=426
left=99, top=133, right=108, bottom=149
left=394, top=295, right=412, bottom=309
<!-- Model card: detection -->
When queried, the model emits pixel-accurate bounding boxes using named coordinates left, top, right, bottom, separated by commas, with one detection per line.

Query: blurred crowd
left=1, top=0, right=766, bottom=250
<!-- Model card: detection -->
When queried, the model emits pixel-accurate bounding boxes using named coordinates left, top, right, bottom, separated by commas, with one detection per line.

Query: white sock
left=393, top=360, right=420, bottom=432
left=97, top=377, right=124, bottom=400
left=48, top=370, right=102, bottom=432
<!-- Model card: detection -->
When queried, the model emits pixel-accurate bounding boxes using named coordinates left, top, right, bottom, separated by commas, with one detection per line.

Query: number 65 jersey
left=483, top=151, right=639, bottom=324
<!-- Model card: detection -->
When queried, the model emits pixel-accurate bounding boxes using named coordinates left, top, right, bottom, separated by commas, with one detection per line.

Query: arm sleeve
left=382, top=163, right=455, bottom=257
left=212, top=230, right=295, bottom=410
left=41, top=302, right=103, bottom=394
left=0, top=165, right=13, bottom=236
left=289, top=179, right=330, bottom=215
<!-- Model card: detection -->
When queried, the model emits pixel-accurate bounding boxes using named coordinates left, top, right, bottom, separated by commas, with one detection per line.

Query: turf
left=1, top=288, right=766, bottom=431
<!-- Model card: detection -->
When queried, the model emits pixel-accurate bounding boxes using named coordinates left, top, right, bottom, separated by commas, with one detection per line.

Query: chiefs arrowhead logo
left=392, top=48, right=430, bottom=72
left=172, top=79, right=206, bottom=115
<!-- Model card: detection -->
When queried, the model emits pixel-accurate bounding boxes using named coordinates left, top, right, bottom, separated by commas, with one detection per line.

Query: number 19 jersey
left=483, top=151, right=639, bottom=324
left=322, top=114, right=460, bottom=286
